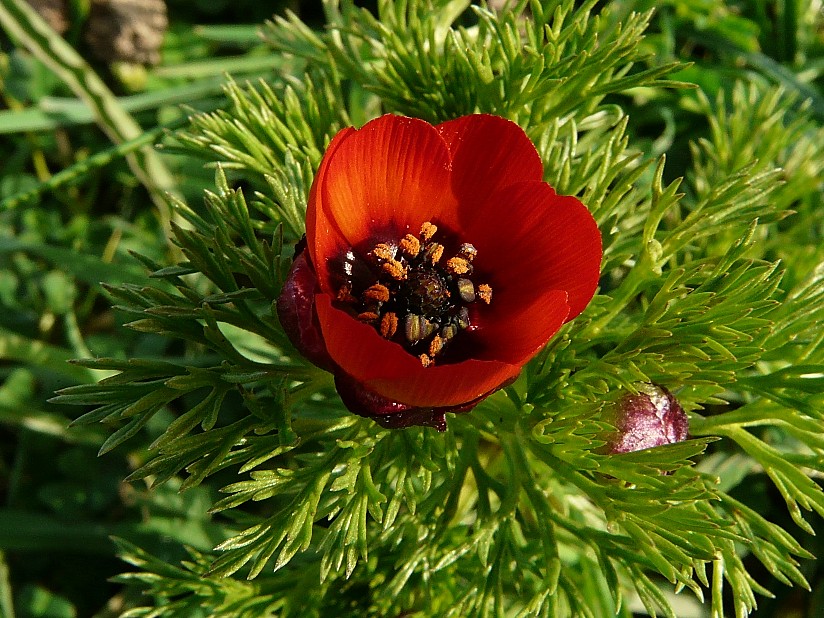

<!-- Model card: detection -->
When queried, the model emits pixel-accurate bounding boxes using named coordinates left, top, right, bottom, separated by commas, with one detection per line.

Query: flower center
left=336, top=221, right=492, bottom=367
left=406, top=270, right=450, bottom=314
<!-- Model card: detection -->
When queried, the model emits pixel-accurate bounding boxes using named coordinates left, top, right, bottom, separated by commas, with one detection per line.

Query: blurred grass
left=0, top=0, right=822, bottom=616
left=0, top=1, right=303, bottom=615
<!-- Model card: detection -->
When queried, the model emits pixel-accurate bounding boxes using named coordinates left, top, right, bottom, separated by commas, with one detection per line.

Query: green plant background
left=0, top=0, right=822, bottom=616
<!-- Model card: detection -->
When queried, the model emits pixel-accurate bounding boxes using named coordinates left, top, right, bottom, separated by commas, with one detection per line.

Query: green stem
left=0, top=552, right=15, bottom=618
left=63, top=309, right=92, bottom=359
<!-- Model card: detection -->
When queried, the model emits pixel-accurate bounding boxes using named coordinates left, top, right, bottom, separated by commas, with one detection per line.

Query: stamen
left=372, top=243, right=395, bottom=261
left=456, top=307, right=470, bottom=329
left=441, top=324, right=459, bottom=341
left=405, top=314, right=436, bottom=344
left=420, top=221, right=437, bottom=242
left=458, top=243, right=477, bottom=262
left=399, top=234, right=421, bottom=257
left=336, top=222, right=491, bottom=369
left=364, top=283, right=390, bottom=303
left=405, top=314, right=421, bottom=343
left=445, top=257, right=470, bottom=275
left=380, top=312, right=398, bottom=338
left=425, top=243, right=444, bottom=265
left=382, top=259, right=407, bottom=280
left=428, top=335, right=445, bottom=357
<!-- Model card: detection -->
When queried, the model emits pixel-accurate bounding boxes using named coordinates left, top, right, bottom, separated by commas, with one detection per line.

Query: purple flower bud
left=604, top=384, right=688, bottom=454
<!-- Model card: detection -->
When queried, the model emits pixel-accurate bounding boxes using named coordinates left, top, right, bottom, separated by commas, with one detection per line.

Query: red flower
left=277, top=114, right=602, bottom=430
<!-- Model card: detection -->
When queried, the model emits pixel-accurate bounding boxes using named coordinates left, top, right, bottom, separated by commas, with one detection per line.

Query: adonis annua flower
left=278, top=114, right=602, bottom=429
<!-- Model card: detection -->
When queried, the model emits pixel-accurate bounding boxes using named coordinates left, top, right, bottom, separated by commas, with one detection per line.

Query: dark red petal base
left=334, top=373, right=503, bottom=431
left=335, top=373, right=447, bottom=430
left=276, top=248, right=335, bottom=371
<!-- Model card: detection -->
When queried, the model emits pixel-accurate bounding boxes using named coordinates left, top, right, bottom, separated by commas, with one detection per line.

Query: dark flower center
left=335, top=221, right=492, bottom=367
left=406, top=270, right=449, bottom=314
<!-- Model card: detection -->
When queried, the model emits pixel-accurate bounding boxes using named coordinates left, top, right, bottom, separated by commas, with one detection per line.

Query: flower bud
left=603, top=384, right=688, bottom=454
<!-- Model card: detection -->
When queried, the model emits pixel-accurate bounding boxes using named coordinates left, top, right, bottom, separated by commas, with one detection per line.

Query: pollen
left=478, top=284, right=493, bottom=304
left=364, top=283, right=390, bottom=303
left=380, top=312, right=398, bottom=338
left=372, top=243, right=395, bottom=261
left=428, top=335, right=445, bottom=357
left=382, top=259, right=407, bottom=280
left=419, top=354, right=434, bottom=368
left=420, top=221, right=437, bottom=242
left=357, top=311, right=379, bottom=322
left=399, top=234, right=421, bottom=257
left=445, top=257, right=470, bottom=275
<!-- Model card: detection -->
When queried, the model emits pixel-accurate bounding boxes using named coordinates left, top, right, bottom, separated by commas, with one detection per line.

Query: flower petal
left=437, top=114, right=544, bottom=207
left=305, top=126, right=356, bottom=276
left=334, top=374, right=449, bottom=431
left=460, top=181, right=602, bottom=322
left=315, top=294, right=521, bottom=408
left=311, top=115, right=456, bottom=286
left=468, top=288, right=570, bottom=364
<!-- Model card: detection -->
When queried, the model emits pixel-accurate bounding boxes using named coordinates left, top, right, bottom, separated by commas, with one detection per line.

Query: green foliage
left=0, top=0, right=178, bottom=227
left=3, top=0, right=824, bottom=616
left=264, top=0, right=689, bottom=125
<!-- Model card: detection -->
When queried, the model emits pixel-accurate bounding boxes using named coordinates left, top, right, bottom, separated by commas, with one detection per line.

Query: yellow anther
left=426, top=243, right=444, bottom=265
left=441, top=324, right=459, bottom=341
left=372, top=243, right=395, bottom=261
left=420, top=221, right=437, bottom=242
left=446, top=257, right=470, bottom=275
left=419, top=354, right=434, bottom=368
left=357, top=311, right=379, bottom=322
left=364, top=283, right=390, bottom=303
left=399, top=234, right=421, bottom=257
left=458, top=243, right=478, bottom=262
left=456, top=278, right=475, bottom=303
left=380, top=312, right=398, bottom=338
left=428, top=335, right=445, bottom=357
left=478, top=283, right=492, bottom=304
left=382, top=260, right=407, bottom=280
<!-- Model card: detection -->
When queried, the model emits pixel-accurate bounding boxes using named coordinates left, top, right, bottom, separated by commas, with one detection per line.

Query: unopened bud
left=604, top=384, right=688, bottom=454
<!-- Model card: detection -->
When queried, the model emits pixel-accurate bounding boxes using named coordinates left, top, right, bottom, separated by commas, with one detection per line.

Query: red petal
left=470, top=289, right=570, bottom=364
left=311, top=115, right=457, bottom=291
left=437, top=114, right=544, bottom=207
left=315, top=294, right=520, bottom=407
left=460, top=181, right=602, bottom=322
left=306, top=126, right=356, bottom=291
